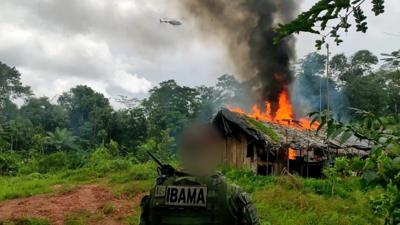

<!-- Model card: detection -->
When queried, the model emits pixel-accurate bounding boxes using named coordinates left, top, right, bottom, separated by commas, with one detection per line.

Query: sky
left=0, top=0, right=399, bottom=107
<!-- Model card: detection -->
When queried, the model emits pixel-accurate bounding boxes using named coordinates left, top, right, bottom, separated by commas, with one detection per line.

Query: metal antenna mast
left=326, top=43, right=330, bottom=117
left=325, top=43, right=331, bottom=160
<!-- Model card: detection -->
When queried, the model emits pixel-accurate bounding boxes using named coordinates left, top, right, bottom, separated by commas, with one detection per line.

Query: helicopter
left=160, top=18, right=182, bottom=26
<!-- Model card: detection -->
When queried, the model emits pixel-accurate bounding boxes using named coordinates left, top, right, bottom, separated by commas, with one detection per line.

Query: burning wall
left=213, top=108, right=370, bottom=177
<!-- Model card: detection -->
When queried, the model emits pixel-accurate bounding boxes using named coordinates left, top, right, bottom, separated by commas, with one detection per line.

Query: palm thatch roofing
left=212, top=108, right=370, bottom=159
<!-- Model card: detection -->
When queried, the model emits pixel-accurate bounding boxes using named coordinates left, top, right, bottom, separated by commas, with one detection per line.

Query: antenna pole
left=325, top=43, right=330, bottom=161
left=326, top=43, right=330, bottom=117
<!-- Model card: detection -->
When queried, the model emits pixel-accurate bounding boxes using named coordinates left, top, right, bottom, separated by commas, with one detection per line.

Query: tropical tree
left=20, top=97, right=67, bottom=132
left=46, top=127, right=79, bottom=152
left=0, top=62, right=32, bottom=149
left=58, top=85, right=112, bottom=145
left=195, top=85, right=224, bottom=121
left=142, top=80, right=200, bottom=140
left=381, top=50, right=400, bottom=114
left=382, top=50, right=400, bottom=71
left=275, top=0, right=386, bottom=49
left=0, top=61, right=31, bottom=111
left=8, top=118, right=35, bottom=152
left=109, top=107, right=147, bottom=152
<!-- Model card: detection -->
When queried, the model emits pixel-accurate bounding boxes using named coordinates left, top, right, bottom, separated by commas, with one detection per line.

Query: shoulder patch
left=154, top=185, right=166, bottom=197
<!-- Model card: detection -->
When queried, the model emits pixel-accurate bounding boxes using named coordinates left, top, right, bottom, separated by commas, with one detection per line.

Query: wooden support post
left=266, top=148, right=269, bottom=175
left=285, top=129, right=289, bottom=172
left=307, top=141, right=310, bottom=178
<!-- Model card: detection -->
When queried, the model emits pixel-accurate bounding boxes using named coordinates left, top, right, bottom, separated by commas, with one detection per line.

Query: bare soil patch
left=0, top=184, right=145, bottom=225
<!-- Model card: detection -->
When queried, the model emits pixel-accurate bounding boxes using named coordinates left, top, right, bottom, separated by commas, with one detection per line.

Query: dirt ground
left=0, top=185, right=145, bottom=225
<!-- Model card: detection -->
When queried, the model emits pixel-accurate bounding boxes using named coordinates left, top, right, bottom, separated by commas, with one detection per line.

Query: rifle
left=147, top=151, right=185, bottom=178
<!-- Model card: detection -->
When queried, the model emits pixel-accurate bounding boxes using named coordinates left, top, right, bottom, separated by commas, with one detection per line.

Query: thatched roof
left=213, top=108, right=370, bottom=158
left=213, top=108, right=271, bottom=157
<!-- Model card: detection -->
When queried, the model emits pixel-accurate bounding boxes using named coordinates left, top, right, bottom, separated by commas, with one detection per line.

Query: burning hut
left=212, top=108, right=370, bottom=178
left=180, top=0, right=369, bottom=177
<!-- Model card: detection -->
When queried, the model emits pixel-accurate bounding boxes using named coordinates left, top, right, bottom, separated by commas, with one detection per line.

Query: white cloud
left=111, top=70, right=152, bottom=94
left=1, top=0, right=398, bottom=109
left=0, top=0, right=231, bottom=108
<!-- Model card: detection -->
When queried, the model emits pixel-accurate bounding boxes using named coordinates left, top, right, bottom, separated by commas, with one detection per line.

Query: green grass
left=101, top=203, right=115, bottom=215
left=0, top=162, right=157, bottom=201
left=245, top=116, right=281, bottom=144
left=222, top=167, right=384, bottom=224
left=0, top=161, right=385, bottom=225
left=0, top=217, right=50, bottom=225
left=64, top=209, right=103, bottom=225
left=0, top=169, right=97, bottom=200
left=253, top=186, right=382, bottom=225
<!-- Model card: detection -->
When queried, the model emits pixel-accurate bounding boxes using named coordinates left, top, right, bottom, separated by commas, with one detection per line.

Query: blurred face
left=179, top=123, right=223, bottom=176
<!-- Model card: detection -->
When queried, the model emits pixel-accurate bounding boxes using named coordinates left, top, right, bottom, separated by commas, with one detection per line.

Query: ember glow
left=288, top=148, right=297, bottom=160
left=228, top=88, right=319, bottom=130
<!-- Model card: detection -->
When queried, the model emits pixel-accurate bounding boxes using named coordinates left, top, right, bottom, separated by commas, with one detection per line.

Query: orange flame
left=288, top=147, right=297, bottom=160
left=228, top=87, right=319, bottom=130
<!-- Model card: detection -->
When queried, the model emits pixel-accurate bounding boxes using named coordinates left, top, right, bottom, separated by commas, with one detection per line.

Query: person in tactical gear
left=140, top=123, right=260, bottom=225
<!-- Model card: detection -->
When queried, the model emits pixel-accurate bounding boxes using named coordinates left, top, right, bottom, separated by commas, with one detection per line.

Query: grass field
left=0, top=161, right=384, bottom=225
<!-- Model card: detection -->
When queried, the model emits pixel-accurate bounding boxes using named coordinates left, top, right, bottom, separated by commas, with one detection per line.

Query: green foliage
left=109, top=107, right=147, bottom=152
left=0, top=152, right=21, bottom=175
left=382, top=50, right=400, bottom=69
left=84, top=145, right=143, bottom=174
left=275, top=0, right=386, bottom=49
left=35, top=152, right=68, bottom=173
left=244, top=116, right=281, bottom=144
left=323, top=157, right=350, bottom=196
left=0, top=61, right=32, bottom=111
left=223, top=167, right=382, bottom=224
left=135, top=138, right=158, bottom=162
left=19, top=152, right=68, bottom=174
left=0, top=160, right=385, bottom=225
left=311, top=109, right=400, bottom=224
left=20, top=97, right=67, bottom=132
left=46, top=128, right=79, bottom=152
left=253, top=185, right=381, bottom=225
left=58, top=85, right=113, bottom=146
left=8, top=118, right=35, bottom=152
left=142, top=80, right=199, bottom=140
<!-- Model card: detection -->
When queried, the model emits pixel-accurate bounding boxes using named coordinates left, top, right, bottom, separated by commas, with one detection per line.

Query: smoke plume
left=179, top=0, right=299, bottom=112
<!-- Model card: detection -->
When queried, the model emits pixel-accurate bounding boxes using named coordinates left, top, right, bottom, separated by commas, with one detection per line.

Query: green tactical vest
left=147, top=174, right=239, bottom=225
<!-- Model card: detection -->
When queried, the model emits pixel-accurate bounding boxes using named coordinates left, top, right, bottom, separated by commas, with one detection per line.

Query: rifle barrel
left=147, top=151, right=164, bottom=167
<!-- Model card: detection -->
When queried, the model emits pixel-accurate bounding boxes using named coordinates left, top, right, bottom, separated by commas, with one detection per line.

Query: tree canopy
left=274, top=0, right=386, bottom=49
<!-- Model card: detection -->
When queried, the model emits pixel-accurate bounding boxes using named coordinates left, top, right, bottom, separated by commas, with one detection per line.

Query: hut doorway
left=257, top=164, right=273, bottom=175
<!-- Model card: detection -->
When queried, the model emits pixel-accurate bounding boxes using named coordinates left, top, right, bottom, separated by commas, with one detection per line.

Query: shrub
left=18, top=152, right=71, bottom=174
left=37, top=152, right=68, bottom=173
left=88, top=147, right=111, bottom=165
left=65, top=151, right=88, bottom=170
left=18, top=158, right=39, bottom=175
left=0, top=152, right=21, bottom=175
left=108, top=159, right=132, bottom=172
left=86, top=146, right=135, bottom=173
